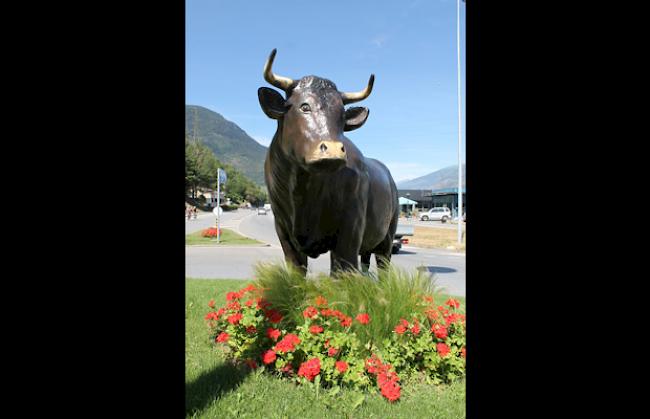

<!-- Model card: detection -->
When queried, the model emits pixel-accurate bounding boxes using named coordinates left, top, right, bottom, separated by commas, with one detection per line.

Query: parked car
left=257, top=207, right=267, bottom=215
left=392, top=224, right=414, bottom=254
left=419, top=207, right=452, bottom=223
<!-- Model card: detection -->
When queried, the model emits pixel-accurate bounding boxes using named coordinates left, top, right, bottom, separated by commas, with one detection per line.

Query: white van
left=419, top=207, right=452, bottom=223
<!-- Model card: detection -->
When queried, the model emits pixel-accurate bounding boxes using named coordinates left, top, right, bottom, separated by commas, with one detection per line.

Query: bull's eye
left=300, top=103, right=311, bottom=113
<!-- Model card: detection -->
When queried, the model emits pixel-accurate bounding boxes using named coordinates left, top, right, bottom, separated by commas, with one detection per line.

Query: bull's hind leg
left=373, top=233, right=394, bottom=271
left=330, top=251, right=358, bottom=274
left=360, top=252, right=371, bottom=273
left=374, top=213, right=398, bottom=271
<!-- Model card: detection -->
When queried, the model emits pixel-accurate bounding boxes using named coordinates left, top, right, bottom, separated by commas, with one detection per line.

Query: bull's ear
left=258, top=87, right=288, bottom=119
left=344, top=107, right=369, bottom=131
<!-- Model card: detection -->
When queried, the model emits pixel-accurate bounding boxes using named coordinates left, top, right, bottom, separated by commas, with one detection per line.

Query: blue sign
left=218, top=168, right=227, bottom=184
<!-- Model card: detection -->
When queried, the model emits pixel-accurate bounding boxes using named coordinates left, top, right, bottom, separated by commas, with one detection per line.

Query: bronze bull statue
left=258, top=49, right=399, bottom=274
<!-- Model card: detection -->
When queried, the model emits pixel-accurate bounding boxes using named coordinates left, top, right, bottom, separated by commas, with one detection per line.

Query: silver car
left=419, top=207, right=452, bottom=223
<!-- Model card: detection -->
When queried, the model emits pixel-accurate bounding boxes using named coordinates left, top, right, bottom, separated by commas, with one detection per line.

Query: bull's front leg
left=275, top=221, right=308, bottom=276
left=330, top=220, right=364, bottom=274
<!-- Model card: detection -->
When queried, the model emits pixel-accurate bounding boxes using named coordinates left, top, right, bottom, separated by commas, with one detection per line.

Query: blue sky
left=186, top=0, right=465, bottom=183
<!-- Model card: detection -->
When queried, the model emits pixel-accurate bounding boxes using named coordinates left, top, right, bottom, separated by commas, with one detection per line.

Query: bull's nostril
left=320, top=143, right=327, bottom=152
left=341, top=146, right=345, bottom=153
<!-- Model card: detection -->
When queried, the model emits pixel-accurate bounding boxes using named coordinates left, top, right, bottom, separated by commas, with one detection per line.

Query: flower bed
left=201, top=227, right=221, bottom=238
left=204, top=275, right=465, bottom=403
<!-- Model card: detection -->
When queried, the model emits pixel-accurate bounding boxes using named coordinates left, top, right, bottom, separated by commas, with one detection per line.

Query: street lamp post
left=457, top=0, right=464, bottom=244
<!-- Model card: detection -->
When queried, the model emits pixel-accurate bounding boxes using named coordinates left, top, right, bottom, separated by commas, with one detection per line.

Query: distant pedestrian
left=187, top=206, right=192, bottom=221
left=193, top=206, right=198, bottom=220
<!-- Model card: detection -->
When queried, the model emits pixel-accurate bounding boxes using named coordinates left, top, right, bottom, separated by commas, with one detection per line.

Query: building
left=197, top=188, right=228, bottom=208
left=397, top=188, right=466, bottom=217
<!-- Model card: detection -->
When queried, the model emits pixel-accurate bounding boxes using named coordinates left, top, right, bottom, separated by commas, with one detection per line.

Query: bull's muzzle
left=307, top=140, right=346, bottom=162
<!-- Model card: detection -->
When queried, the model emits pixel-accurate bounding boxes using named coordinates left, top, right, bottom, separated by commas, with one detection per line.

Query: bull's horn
left=263, top=49, right=294, bottom=91
left=341, top=74, right=375, bottom=104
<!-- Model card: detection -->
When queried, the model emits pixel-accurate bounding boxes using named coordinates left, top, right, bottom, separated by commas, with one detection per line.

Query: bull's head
left=258, top=49, right=373, bottom=172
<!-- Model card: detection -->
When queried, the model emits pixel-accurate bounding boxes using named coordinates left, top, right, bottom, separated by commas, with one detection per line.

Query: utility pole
left=457, top=0, right=465, bottom=244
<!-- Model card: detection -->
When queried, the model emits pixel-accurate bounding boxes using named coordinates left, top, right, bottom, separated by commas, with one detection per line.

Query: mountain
left=186, top=105, right=267, bottom=185
left=396, top=164, right=466, bottom=190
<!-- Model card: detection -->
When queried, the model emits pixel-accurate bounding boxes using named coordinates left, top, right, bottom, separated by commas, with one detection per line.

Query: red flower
left=444, top=313, right=465, bottom=325
left=445, top=298, right=460, bottom=309
left=437, top=343, right=450, bottom=357
left=265, top=309, right=283, bottom=324
left=335, top=361, right=348, bottom=373
left=431, top=324, right=448, bottom=339
left=256, top=298, right=271, bottom=309
left=380, top=380, right=401, bottom=402
left=303, top=306, right=318, bottom=319
left=245, top=359, right=258, bottom=369
left=314, top=295, right=328, bottom=307
left=426, top=309, right=439, bottom=320
left=394, top=324, right=407, bottom=334
left=400, top=319, right=409, bottom=327
left=280, top=364, right=294, bottom=374
left=226, top=292, right=240, bottom=301
left=216, top=308, right=225, bottom=317
left=208, top=299, right=215, bottom=308
left=245, top=299, right=253, bottom=307
left=226, top=301, right=241, bottom=311
left=377, top=370, right=399, bottom=387
left=284, top=333, right=301, bottom=344
left=340, top=316, right=352, bottom=327
left=242, top=284, right=256, bottom=293
left=423, top=295, right=434, bottom=304
left=266, top=328, right=281, bottom=341
left=356, top=313, right=370, bottom=325
left=320, top=308, right=333, bottom=317
left=246, top=325, right=257, bottom=335
left=365, top=355, right=382, bottom=374
left=274, top=334, right=301, bottom=353
left=328, top=347, right=338, bottom=356
left=216, top=332, right=229, bottom=343
left=204, top=312, right=218, bottom=321
left=262, top=350, right=277, bottom=365
left=411, top=322, right=421, bottom=335
left=309, top=325, right=324, bottom=334
left=461, top=347, right=466, bottom=358
left=297, top=358, right=321, bottom=382
left=227, top=313, right=242, bottom=325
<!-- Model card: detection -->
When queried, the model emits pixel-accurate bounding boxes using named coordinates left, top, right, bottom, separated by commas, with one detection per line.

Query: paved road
left=186, top=209, right=466, bottom=296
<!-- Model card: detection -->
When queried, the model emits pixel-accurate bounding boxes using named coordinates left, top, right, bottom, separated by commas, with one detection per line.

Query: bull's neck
left=268, top=125, right=320, bottom=209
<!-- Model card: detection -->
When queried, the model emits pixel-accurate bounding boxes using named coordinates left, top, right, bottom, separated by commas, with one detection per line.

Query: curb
left=185, top=244, right=275, bottom=249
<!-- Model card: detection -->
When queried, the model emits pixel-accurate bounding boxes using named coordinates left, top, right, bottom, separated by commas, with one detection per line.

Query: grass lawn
left=408, top=226, right=466, bottom=253
left=186, top=229, right=263, bottom=246
left=186, top=278, right=466, bottom=419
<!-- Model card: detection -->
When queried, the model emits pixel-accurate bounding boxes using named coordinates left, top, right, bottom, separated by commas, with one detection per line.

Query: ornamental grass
left=252, top=263, right=440, bottom=347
